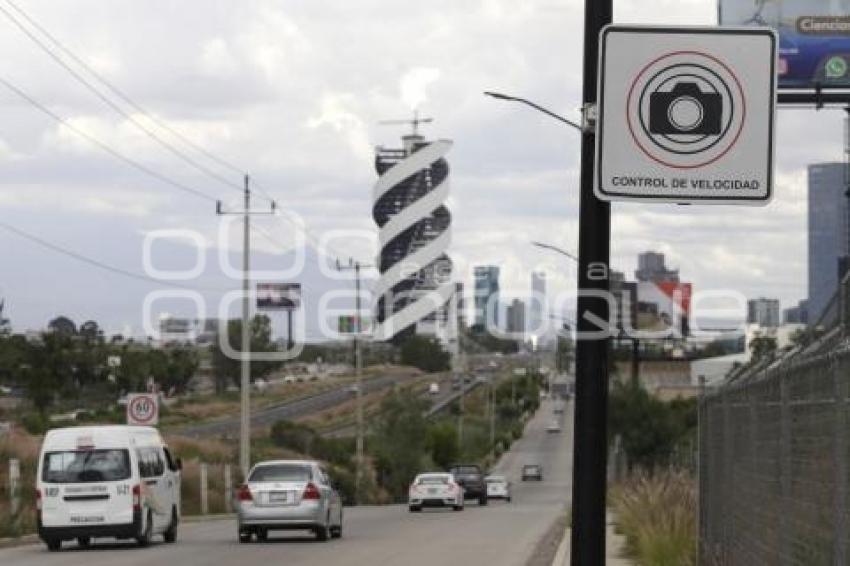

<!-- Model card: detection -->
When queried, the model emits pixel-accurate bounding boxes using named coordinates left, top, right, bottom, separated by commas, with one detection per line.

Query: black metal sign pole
left=570, top=0, right=612, bottom=564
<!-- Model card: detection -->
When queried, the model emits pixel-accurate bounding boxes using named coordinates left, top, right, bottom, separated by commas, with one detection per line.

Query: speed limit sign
left=127, top=393, right=159, bottom=426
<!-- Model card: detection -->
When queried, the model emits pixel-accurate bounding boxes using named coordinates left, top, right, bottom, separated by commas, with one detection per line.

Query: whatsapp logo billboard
left=720, top=0, right=850, bottom=88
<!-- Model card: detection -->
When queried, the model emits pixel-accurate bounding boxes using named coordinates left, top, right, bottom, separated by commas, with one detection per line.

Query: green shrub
left=611, top=470, right=696, bottom=566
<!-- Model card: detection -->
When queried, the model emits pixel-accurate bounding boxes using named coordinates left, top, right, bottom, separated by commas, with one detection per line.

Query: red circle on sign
left=625, top=50, right=747, bottom=170
left=128, top=395, right=157, bottom=424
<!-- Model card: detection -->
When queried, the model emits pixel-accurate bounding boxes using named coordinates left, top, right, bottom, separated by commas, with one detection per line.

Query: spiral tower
left=372, top=132, right=453, bottom=342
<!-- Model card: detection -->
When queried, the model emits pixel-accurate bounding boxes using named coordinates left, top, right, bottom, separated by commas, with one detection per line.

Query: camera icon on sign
left=648, top=82, right=722, bottom=136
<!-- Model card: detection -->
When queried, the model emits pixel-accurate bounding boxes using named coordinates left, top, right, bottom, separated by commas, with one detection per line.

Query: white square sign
left=595, top=26, right=777, bottom=204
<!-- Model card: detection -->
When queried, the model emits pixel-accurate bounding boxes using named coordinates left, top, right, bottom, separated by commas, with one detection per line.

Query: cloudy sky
left=0, top=0, right=842, bottom=338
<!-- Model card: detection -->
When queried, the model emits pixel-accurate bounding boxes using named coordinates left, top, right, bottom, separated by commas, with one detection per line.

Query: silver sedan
left=235, top=460, right=343, bottom=542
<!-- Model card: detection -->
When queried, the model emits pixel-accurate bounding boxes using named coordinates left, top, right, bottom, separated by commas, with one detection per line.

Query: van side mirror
left=175, top=458, right=183, bottom=472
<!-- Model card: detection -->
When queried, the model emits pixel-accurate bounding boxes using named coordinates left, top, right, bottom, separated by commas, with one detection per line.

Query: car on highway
left=429, top=382, right=440, bottom=395
left=546, top=420, right=561, bottom=433
left=36, top=425, right=182, bottom=552
left=235, top=460, right=343, bottom=543
left=448, top=464, right=488, bottom=505
left=408, top=472, right=463, bottom=512
left=521, top=464, right=544, bottom=482
left=484, top=475, right=512, bottom=502
left=347, top=383, right=360, bottom=395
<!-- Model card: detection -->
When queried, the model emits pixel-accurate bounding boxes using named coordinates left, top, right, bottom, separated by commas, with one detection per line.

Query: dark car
left=521, top=463, right=543, bottom=481
left=449, top=464, right=488, bottom=505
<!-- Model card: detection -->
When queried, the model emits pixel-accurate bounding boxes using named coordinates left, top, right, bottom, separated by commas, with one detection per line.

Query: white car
left=408, top=473, right=463, bottom=512
left=36, top=426, right=182, bottom=552
left=429, top=382, right=440, bottom=395
left=546, top=420, right=562, bottom=433
left=484, top=475, right=512, bottom=502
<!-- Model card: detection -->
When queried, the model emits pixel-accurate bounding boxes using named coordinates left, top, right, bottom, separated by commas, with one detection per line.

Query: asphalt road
left=176, top=371, right=416, bottom=438
left=4, top=398, right=574, bottom=566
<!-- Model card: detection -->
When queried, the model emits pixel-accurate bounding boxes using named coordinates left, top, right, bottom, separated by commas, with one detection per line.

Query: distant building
left=529, top=271, right=547, bottom=337
left=635, top=251, right=679, bottom=283
left=473, top=266, right=500, bottom=329
left=455, top=282, right=467, bottom=328
left=747, top=298, right=780, bottom=328
left=610, top=270, right=637, bottom=334
left=808, top=163, right=850, bottom=324
left=159, top=318, right=220, bottom=345
left=506, top=299, right=526, bottom=336
left=783, top=299, right=809, bottom=325
left=373, top=127, right=453, bottom=342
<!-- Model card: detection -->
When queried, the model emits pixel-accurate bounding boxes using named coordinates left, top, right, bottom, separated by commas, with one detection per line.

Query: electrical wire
left=1, top=0, right=372, bottom=267
left=0, top=220, right=231, bottom=291
left=0, top=1, right=248, bottom=197
left=0, top=74, right=218, bottom=203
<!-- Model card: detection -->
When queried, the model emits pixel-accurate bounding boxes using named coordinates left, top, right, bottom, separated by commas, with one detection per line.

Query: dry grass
left=611, top=469, right=697, bottom=566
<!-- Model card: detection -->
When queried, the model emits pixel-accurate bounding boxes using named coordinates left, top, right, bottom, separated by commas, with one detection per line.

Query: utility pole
left=571, top=0, right=612, bottom=563
left=337, top=258, right=373, bottom=504
left=450, top=288, right=465, bottom=455
left=216, top=175, right=275, bottom=479
left=489, top=378, right=496, bottom=458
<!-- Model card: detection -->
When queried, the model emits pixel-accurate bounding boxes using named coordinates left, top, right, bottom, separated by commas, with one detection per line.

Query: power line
left=0, top=74, right=218, bottom=203
left=0, top=220, right=230, bottom=291
left=0, top=0, right=248, bottom=197
left=0, top=0, right=370, bottom=266
left=5, top=0, right=245, bottom=179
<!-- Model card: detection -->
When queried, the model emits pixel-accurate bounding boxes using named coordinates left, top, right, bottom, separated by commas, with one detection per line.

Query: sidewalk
left=552, top=513, right=632, bottom=565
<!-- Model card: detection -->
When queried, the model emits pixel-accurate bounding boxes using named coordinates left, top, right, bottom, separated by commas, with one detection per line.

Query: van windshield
left=42, top=449, right=131, bottom=483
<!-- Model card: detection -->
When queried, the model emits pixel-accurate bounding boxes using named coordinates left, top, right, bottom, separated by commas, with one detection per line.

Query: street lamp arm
left=531, top=240, right=579, bottom=263
left=484, top=91, right=583, bottom=132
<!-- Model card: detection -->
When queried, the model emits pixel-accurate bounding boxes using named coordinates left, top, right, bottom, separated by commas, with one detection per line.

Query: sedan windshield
left=417, top=476, right=450, bottom=485
left=249, top=464, right=312, bottom=483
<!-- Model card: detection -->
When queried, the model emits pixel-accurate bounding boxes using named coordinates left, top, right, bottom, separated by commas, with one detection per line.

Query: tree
left=79, top=320, right=104, bottom=343
left=750, top=334, right=777, bottom=362
left=608, top=380, right=697, bottom=471
left=211, top=315, right=281, bottom=393
left=556, top=335, right=574, bottom=372
left=372, top=393, right=430, bottom=500
left=25, top=331, right=76, bottom=412
left=399, top=335, right=451, bottom=373
left=48, top=316, right=77, bottom=336
left=426, top=421, right=459, bottom=470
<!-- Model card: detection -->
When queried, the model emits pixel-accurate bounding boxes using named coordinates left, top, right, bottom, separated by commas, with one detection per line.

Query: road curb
left=0, top=534, right=38, bottom=550
left=551, top=527, right=569, bottom=566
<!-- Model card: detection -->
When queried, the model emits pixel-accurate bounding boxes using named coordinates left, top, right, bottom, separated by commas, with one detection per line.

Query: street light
left=483, top=91, right=583, bottom=132
left=531, top=240, right=579, bottom=263
left=486, top=37, right=614, bottom=561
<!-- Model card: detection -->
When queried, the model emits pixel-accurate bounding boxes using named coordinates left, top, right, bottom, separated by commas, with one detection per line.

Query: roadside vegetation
left=611, top=470, right=697, bottom=566
left=608, top=380, right=698, bottom=566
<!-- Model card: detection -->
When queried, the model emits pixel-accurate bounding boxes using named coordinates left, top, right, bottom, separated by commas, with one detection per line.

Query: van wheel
left=77, top=537, right=91, bottom=547
left=163, top=508, right=178, bottom=543
left=45, top=539, right=61, bottom=552
left=137, top=511, right=153, bottom=547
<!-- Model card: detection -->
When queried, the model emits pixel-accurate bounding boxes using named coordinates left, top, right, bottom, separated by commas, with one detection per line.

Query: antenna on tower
left=378, top=109, right=434, bottom=136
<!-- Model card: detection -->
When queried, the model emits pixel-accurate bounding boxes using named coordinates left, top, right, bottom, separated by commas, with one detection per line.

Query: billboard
left=720, top=0, right=850, bottom=88
left=257, top=283, right=300, bottom=310
left=636, top=281, right=693, bottom=337
left=338, top=315, right=371, bottom=334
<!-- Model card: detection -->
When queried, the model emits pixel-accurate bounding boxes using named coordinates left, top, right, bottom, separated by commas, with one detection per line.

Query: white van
left=36, top=425, right=181, bottom=552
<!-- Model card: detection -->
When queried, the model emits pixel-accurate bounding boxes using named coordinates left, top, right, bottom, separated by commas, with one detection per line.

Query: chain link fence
left=699, top=347, right=850, bottom=565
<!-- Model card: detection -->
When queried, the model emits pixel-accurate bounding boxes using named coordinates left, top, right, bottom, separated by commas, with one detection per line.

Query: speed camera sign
left=595, top=26, right=777, bottom=204
left=127, top=393, right=159, bottom=426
